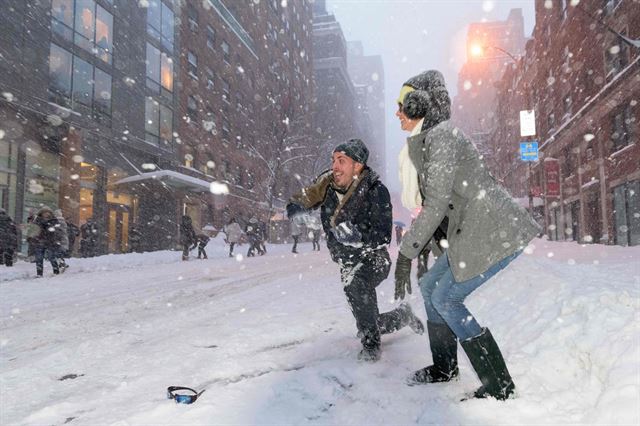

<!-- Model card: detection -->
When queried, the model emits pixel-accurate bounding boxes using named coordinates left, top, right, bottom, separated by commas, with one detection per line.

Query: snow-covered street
left=1, top=237, right=639, bottom=425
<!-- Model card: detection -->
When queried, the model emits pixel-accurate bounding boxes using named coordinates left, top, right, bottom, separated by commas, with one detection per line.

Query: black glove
left=331, top=221, right=362, bottom=245
left=394, top=252, right=412, bottom=300
left=286, top=202, right=305, bottom=219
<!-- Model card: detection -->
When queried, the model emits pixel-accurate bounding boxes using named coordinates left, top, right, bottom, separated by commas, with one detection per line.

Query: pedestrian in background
left=0, top=208, right=18, bottom=267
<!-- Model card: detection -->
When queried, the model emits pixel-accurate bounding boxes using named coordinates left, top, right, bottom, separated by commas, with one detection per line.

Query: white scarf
left=398, top=118, right=424, bottom=209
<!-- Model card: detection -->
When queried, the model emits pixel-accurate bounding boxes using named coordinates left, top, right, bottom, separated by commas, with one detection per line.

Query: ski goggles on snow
left=167, top=386, right=205, bottom=404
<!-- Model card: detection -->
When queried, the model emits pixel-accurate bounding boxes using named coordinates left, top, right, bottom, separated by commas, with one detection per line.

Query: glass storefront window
left=614, top=181, right=640, bottom=246
left=51, top=0, right=73, bottom=40
left=147, top=1, right=174, bottom=52
left=79, top=187, right=94, bottom=224
left=95, top=5, right=113, bottom=63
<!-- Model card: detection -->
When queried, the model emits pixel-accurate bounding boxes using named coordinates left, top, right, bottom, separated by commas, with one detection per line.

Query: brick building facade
left=489, top=0, right=639, bottom=246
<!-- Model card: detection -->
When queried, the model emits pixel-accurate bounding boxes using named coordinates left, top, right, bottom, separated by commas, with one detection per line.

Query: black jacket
left=320, top=168, right=392, bottom=269
left=0, top=211, right=18, bottom=250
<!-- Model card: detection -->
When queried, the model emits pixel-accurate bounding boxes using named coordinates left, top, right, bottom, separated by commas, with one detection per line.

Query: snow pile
left=1, top=239, right=638, bottom=425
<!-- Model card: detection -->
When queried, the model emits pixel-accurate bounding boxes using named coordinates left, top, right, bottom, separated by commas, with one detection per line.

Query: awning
left=112, top=170, right=213, bottom=193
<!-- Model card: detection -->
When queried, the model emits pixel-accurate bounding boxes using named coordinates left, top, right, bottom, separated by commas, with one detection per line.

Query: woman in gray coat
left=393, top=70, right=541, bottom=400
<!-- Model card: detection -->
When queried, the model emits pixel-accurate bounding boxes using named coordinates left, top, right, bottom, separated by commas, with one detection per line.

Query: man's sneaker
left=357, top=346, right=381, bottom=362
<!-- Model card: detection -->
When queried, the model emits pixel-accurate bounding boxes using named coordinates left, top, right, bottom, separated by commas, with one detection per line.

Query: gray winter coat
left=399, top=121, right=541, bottom=282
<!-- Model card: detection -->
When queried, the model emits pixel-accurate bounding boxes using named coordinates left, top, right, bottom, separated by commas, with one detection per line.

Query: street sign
left=520, top=110, right=536, bottom=137
left=520, top=141, right=539, bottom=161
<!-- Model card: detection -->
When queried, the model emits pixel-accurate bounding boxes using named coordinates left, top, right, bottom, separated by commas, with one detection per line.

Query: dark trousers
left=292, top=235, right=299, bottom=253
left=1, top=249, right=14, bottom=266
left=341, top=256, right=397, bottom=350
left=35, top=246, right=59, bottom=276
left=197, top=245, right=207, bottom=258
left=182, top=244, right=190, bottom=260
left=229, top=242, right=236, bottom=257
left=312, top=238, right=320, bottom=251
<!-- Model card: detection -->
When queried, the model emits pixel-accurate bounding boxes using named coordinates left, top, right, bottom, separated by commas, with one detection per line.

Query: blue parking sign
left=520, top=141, right=539, bottom=161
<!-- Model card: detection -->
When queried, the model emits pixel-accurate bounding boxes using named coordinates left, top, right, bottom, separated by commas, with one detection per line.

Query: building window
left=611, top=105, right=633, bottom=152
left=207, top=25, right=216, bottom=50
left=605, top=33, right=630, bottom=82
left=49, top=43, right=73, bottom=104
left=221, top=41, right=230, bottom=63
left=205, top=67, right=215, bottom=90
left=187, top=51, right=198, bottom=78
left=147, top=0, right=174, bottom=52
left=146, top=42, right=173, bottom=96
left=51, top=0, right=113, bottom=64
left=145, top=97, right=172, bottom=147
left=187, top=4, right=198, bottom=32
left=221, top=119, right=230, bottom=141
left=187, top=95, right=198, bottom=121
left=613, top=180, right=640, bottom=246
left=49, top=43, right=112, bottom=115
left=221, top=79, right=230, bottom=103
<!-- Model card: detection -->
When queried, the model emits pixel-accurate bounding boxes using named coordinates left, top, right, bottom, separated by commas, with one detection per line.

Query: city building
left=347, top=41, right=386, bottom=180
left=0, top=0, right=315, bottom=254
left=310, top=0, right=360, bottom=175
left=452, top=9, right=527, bottom=156
left=490, top=0, right=639, bottom=246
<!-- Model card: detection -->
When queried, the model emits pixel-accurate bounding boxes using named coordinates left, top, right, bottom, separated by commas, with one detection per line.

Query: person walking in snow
left=289, top=214, right=304, bottom=254
left=257, top=219, right=268, bottom=254
left=223, top=217, right=243, bottom=258
left=179, top=215, right=197, bottom=261
left=287, top=138, right=425, bottom=362
left=308, top=215, right=322, bottom=251
left=393, top=70, right=541, bottom=400
left=53, top=209, right=70, bottom=271
left=195, top=233, right=210, bottom=259
left=80, top=218, right=98, bottom=258
left=66, top=221, right=80, bottom=257
left=245, top=217, right=264, bottom=257
left=0, top=208, right=18, bottom=267
left=32, top=206, right=64, bottom=277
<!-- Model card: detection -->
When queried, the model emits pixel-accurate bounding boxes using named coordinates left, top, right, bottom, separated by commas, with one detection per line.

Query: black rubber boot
left=408, top=321, right=459, bottom=385
left=460, top=328, right=515, bottom=400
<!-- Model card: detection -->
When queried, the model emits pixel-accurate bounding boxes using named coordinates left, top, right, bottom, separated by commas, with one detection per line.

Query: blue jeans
left=419, top=250, right=521, bottom=341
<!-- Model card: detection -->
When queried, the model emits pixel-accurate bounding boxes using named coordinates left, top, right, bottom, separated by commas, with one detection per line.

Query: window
left=207, top=26, right=216, bottom=50
left=51, top=0, right=113, bottom=64
left=49, top=44, right=73, bottom=103
left=146, top=43, right=173, bottom=95
left=147, top=0, right=174, bottom=52
left=221, top=79, right=230, bottom=103
left=611, top=105, right=633, bottom=152
left=221, top=41, right=230, bottom=63
left=187, top=95, right=198, bottom=120
left=605, top=33, right=630, bottom=81
left=93, top=67, right=112, bottom=115
left=49, top=43, right=112, bottom=115
left=187, top=4, right=198, bottom=32
left=205, top=67, right=215, bottom=90
left=613, top=180, right=640, bottom=246
left=222, top=119, right=230, bottom=141
left=72, top=56, right=93, bottom=106
left=187, top=51, right=198, bottom=78
left=145, top=97, right=173, bottom=146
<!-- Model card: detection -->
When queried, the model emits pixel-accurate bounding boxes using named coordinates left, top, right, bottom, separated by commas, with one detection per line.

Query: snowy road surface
left=1, top=237, right=639, bottom=425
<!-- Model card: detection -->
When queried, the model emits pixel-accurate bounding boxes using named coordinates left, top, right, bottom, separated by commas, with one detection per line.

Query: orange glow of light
left=470, top=44, right=484, bottom=57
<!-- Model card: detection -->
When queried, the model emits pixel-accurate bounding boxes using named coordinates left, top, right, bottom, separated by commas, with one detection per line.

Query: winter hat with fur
left=333, top=138, right=369, bottom=165
left=399, top=70, right=451, bottom=131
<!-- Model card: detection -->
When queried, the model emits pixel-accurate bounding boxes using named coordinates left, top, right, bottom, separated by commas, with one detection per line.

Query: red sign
left=544, top=160, right=560, bottom=198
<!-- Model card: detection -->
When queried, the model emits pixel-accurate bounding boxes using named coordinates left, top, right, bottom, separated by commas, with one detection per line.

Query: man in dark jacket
left=287, top=139, right=424, bottom=362
left=179, top=215, right=197, bottom=261
left=0, top=208, right=18, bottom=267
left=66, top=222, right=80, bottom=257
left=32, top=206, right=63, bottom=276
left=80, top=218, right=98, bottom=258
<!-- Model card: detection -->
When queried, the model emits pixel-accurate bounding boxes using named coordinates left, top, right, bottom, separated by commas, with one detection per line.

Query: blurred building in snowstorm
left=310, top=0, right=360, bottom=176
left=175, top=0, right=314, bottom=233
left=489, top=0, right=639, bottom=246
left=347, top=41, right=386, bottom=181
left=0, top=0, right=314, bottom=255
left=451, top=9, right=527, bottom=156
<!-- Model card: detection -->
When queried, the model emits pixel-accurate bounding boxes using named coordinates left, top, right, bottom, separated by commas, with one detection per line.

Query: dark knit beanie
left=333, top=138, right=369, bottom=164
left=400, top=70, right=451, bottom=129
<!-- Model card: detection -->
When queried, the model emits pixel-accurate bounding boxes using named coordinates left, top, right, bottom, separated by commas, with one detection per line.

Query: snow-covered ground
left=1, top=237, right=639, bottom=425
